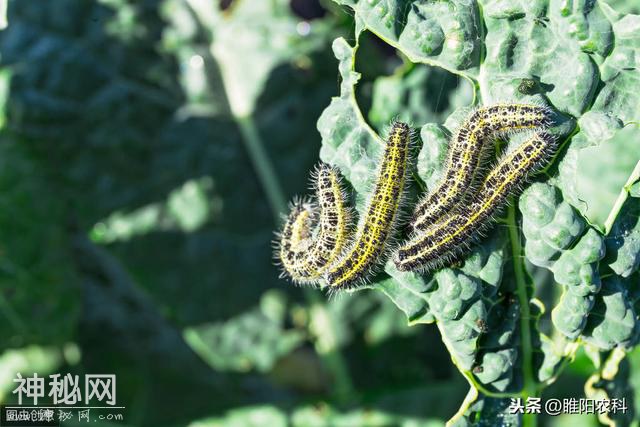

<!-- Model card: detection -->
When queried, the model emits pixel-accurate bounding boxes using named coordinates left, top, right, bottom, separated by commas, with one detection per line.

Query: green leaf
left=183, top=0, right=330, bottom=117
left=605, top=197, right=640, bottom=278
left=582, top=277, right=638, bottom=350
left=318, top=31, right=527, bottom=403
left=416, top=123, right=451, bottom=188
left=520, top=183, right=606, bottom=339
left=184, top=291, right=305, bottom=373
left=375, top=273, right=436, bottom=324
left=319, top=7, right=602, bottom=415
left=594, top=9, right=640, bottom=123
left=336, top=0, right=482, bottom=75
left=557, top=119, right=640, bottom=232
left=536, top=333, right=564, bottom=384
left=318, top=37, right=383, bottom=195
left=479, top=0, right=603, bottom=116
left=520, top=183, right=587, bottom=268
left=550, top=228, right=604, bottom=295
left=368, top=65, right=474, bottom=132
left=320, top=0, right=640, bottom=421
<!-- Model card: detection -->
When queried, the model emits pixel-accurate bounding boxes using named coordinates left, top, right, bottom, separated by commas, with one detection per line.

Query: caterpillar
left=410, top=104, right=552, bottom=232
left=325, top=121, right=412, bottom=290
left=277, top=200, right=314, bottom=281
left=394, top=131, right=557, bottom=273
left=277, top=163, right=350, bottom=284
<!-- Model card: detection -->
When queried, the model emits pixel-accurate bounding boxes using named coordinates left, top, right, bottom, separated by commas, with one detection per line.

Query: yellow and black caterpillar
left=277, top=163, right=351, bottom=285
left=325, top=121, right=411, bottom=289
left=275, top=103, right=557, bottom=290
left=277, top=121, right=412, bottom=290
left=410, top=104, right=551, bottom=231
left=394, top=131, right=557, bottom=272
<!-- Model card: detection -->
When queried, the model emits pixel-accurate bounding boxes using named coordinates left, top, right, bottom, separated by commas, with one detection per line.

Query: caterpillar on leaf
left=395, top=131, right=557, bottom=273
left=276, top=163, right=351, bottom=284
left=410, top=103, right=552, bottom=231
left=325, top=121, right=412, bottom=290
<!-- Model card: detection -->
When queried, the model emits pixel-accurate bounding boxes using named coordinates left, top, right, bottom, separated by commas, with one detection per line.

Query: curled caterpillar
left=410, top=104, right=552, bottom=231
left=325, top=121, right=412, bottom=290
left=277, top=200, right=314, bottom=281
left=394, top=131, right=557, bottom=273
left=276, top=163, right=350, bottom=284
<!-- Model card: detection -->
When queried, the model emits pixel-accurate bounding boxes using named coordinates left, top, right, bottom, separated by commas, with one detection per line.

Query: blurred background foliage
left=0, top=0, right=637, bottom=426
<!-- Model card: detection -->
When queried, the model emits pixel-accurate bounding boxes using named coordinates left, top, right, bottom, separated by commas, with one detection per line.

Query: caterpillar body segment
left=277, top=200, right=315, bottom=282
left=325, top=121, right=413, bottom=290
left=395, top=131, right=557, bottom=273
left=301, top=163, right=352, bottom=280
left=410, top=103, right=552, bottom=231
left=277, top=164, right=350, bottom=284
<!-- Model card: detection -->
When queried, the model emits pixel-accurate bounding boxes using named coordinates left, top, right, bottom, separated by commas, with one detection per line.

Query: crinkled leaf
left=319, top=33, right=523, bottom=400
left=318, top=38, right=383, bottom=195
left=375, top=274, right=436, bottom=324
left=324, top=0, right=640, bottom=420
left=520, top=183, right=606, bottom=339
left=336, top=0, right=482, bottom=75
left=593, top=9, right=640, bottom=122
left=479, top=0, right=604, bottom=116
left=520, top=183, right=586, bottom=268
left=368, top=64, right=474, bottom=131
left=605, top=197, right=640, bottom=278
left=557, top=116, right=640, bottom=233
left=582, top=277, right=638, bottom=350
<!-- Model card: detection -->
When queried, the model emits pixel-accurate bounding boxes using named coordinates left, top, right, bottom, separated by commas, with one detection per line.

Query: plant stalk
left=236, top=115, right=287, bottom=217
left=507, top=201, right=537, bottom=427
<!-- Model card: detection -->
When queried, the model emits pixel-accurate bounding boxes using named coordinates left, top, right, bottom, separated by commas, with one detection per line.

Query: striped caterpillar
left=325, top=121, right=412, bottom=290
left=276, top=103, right=557, bottom=286
left=410, top=104, right=552, bottom=231
left=394, top=131, right=557, bottom=272
left=276, top=121, right=412, bottom=290
left=277, top=163, right=351, bottom=285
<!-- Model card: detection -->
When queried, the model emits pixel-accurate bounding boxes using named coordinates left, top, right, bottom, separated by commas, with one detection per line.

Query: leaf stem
left=235, top=115, right=287, bottom=217
left=603, top=159, right=640, bottom=235
left=507, top=200, right=537, bottom=427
